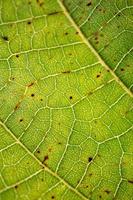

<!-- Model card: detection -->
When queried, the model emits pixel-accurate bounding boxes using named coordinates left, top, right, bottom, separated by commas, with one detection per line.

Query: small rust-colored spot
left=88, top=157, right=93, bottom=162
left=14, top=102, right=21, bottom=111
left=104, top=190, right=111, bottom=194
left=62, top=70, right=71, bottom=74
left=28, top=82, right=34, bottom=87
left=31, top=93, right=35, bottom=97
left=2, top=36, right=8, bottom=41
left=128, top=180, right=133, bottom=184
left=15, top=185, right=18, bottom=189
left=42, top=155, right=49, bottom=163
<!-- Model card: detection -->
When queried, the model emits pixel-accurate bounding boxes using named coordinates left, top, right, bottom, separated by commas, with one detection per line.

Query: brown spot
left=69, top=96, right=73, bottom=100
left=99, top=195, right=102, bottom=199
left=121, top=68, right=125, bottom=72
left=128, top=180, right=133, bottom=184
left=16, top=54, right=19, bottom=58
left=31, top=93, right=35, bottom=97
left=88, top=157, right=93, bottom=162
left=27, top=21, right=32, bottom=25
left=96, top=74, right=101, bottom=78
left=51, top=196, right=55, bottom=199
left=58, top=142, right=62, bottom=145
left=37, top=0, right=43, bottom=7
left=42, top=155, right=49, bottom=163
left=37, top=150, right=40, bottom=153
left=107, top=69, right=110, bottom=72
left=28, top=1, right=31, bottom=4
left=40, top=98, right=43, bottom=101
left=48, top=11, right=61, bottom=16
left=87, top=1, right=92, bottom=6
left=28, top=82, right=34, bottom=87
left=69, top=53, right=72, bottom=56
left=76, top=31, right=79, bottom=34
left=88, top=91, right=93, bottom=96
left=14, top=102, right=21, bottom=111
left=86, top=185, right=89, bottom=188
left=2, top=36, right=8, bottom=41
left=104, top=190, right=111, bottom=194
left=48, top=148, right=52, bottom=152
left=19, top=118, right=23, bottom=122
left=11, top=77, right=15, bottom=80
left=89, top=173, right=93, bottom=176
left=41, top=178, right=44, bottom=182
left=62, top=70, right=71, bottom=74
left=65, top=32, right=68, bottom=35
left=14, top=185, right=18, bottom=189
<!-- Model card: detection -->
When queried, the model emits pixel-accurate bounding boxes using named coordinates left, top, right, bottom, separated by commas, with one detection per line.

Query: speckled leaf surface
left=0, top=0, right=133, bottom=200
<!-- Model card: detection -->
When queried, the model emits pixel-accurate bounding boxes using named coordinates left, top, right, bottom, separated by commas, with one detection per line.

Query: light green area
left=0, top=0, right=133, bottom=200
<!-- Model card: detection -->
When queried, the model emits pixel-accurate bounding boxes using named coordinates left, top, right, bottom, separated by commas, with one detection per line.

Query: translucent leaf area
left=0, top=0, right=133, bottom=200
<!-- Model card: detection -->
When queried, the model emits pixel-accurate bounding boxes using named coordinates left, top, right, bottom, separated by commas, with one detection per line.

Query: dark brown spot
left=96, top=74, right=100, bottom=78
left=128, top=180, right=133, bottom=184
left=51, top=196, right=55, bottom=199
left=15, top=185, right=18, bottom=189
left=99, top=195, right=102, bottom=199
left=69, top=96, right=73, bottom=100
left=2, top=36, right=8, bottom=41
left=40, top=98, right=43, bottom=101
left=28, top=1, right=31, bottom=4
left=37, top=150, right=40, bottom=153
left=41, top=178, right=44, bottom=182
left=107, top=69, right=110, bottom=72
left=62, top=70, right=71, bottom=74
left=87, top=1, right=92, bottom=6
left=88, top=91, right=93, bottom=96
left=19, top=119, right=23, bottom=122
left=16, top=54, right=19, bottom=58
left=76, top=31, right=79, bottom=34
left=65, top=32, right=68, bottom=35
left=104, top=190, right=111, bottom=194
left=31, top=93, right=35, bottom=97
left=28, top=82, right=34, bottom=87
left=88, top=157, right=93, bottom=162
left=86, top=185, right=89, bottom=188
left=27, top=21, right=32, bottom=25
left=121, top=68, right=125, bottom=72
left=11, top=77, right=15, bottom=80
left=89, top=173, right=93, bottom=176
left=58, top=142, right=62, bottom=145
left=42, top=155, right=49, bottom=163
left=48, top=11, right=61, bottom=16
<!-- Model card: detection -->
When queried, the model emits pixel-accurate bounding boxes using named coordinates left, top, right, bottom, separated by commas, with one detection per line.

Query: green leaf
left=0, top=0, right=133, bottom=200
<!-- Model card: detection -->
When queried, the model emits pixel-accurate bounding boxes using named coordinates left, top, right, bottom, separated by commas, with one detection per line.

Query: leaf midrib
left=58, top=0, right=133, bottom=98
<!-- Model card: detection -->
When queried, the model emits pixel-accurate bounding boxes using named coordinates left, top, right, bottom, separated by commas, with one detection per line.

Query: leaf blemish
left=69, top=96, right=73, bottom=100
left=31, top=93, right=35, bottom=97
left=28, top=82, right=34, bottom=87
left=128, top=180, right=133, bottom=184
left=104, top=189, right=111, bottom=194
left=2, top=36, right=8, bottom=41
left=88, top=157, right=93, bottom=162
left=15, top=185, right=18, bottom=189
left=51, top=196, right=55, bottom=199
left=62, top=70, right=71, bottom=74
left=16, top=54, right=19, bottom=58
left=19, top=119, right=23, bottom=122
left=42, top=155, right=49, bottom=163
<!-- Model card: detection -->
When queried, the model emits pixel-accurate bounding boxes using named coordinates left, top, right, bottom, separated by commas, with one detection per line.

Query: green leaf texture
left=0, top=0, right=133, bottom=200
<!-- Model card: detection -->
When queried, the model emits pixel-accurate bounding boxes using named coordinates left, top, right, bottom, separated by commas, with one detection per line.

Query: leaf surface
left=0, top=0, right=133, bottom=200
